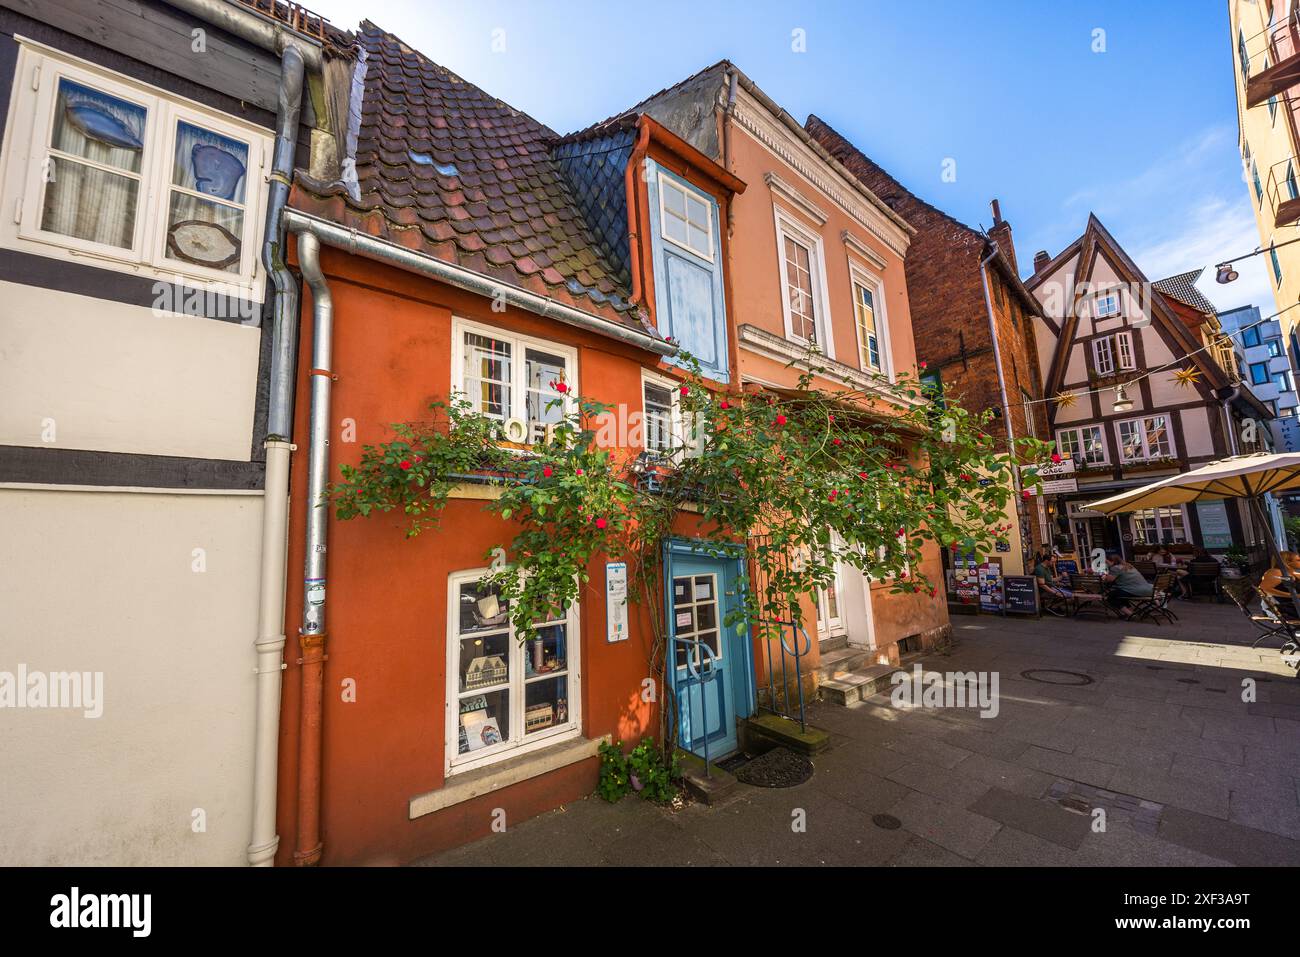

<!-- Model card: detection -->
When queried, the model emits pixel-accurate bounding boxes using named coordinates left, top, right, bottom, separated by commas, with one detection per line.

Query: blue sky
left=307, top=0, right=1271, bottom=312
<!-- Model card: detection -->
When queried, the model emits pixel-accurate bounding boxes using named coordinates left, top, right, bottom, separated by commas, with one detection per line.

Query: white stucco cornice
left=738, top=323, right=925, bottom=408
left=764, top=172, right=829, bottom=225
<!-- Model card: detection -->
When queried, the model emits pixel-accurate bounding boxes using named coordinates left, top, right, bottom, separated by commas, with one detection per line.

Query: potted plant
left=1224, top=544, right=1250, bottom=576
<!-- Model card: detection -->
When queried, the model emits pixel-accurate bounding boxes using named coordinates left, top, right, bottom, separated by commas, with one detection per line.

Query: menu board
left=1004, top=576, right=1039, bottom=617
left=978, top=559, right=1004, bottom=614
left=952, top=549, right=980, bottom=605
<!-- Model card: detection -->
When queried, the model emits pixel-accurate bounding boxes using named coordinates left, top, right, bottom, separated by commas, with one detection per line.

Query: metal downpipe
left=247, top=44, right=306, bottom=867
left=293, top=230, right=333, bottom=866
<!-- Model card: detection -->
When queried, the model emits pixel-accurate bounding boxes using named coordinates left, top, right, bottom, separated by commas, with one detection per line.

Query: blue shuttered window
left=646, top=162, right=729, bottom=382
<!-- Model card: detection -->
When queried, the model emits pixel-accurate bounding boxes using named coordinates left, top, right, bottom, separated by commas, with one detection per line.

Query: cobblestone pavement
left=414, top=602, right=1300, bottom=866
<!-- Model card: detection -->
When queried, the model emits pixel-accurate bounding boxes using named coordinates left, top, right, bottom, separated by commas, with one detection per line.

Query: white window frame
left=1092, top=336, right=1115, bottom=375
left=445, top=568, right=582, bottom=776
left=773, top=206, right=834, bottom=358
left=640, top=368, right=684, bottom=456
left=1115, top=414, right=1175, bottom=463
left=1114, top=330, right=1135, bottom=371
left=1129, top=505, right=1189, bottom=546
left=1056, top=424, right=1108, bottom=466
left=848, top=262, right=893, bottom=381
left=656, top=170, right=714, bottom=263
left=1094, top=290, right=1120, bottom=319
left=0, top=41, right=270, bottom=297
left=451, top=317, right=579, bottom=441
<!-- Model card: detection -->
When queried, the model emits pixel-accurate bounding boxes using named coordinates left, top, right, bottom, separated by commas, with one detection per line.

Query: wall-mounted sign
left=1196, top=500, right=1233, bottom=549
left=605, top=561, right=629, bottom=642
left=1024, top=460, right=1078, bottom=496
left=978, top=559, right=1004, bottom=614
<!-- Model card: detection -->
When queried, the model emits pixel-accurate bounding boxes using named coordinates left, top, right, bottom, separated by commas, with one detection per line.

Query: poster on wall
left=606, top=561, right=629, bottom=642
left=978, top=559, right=1005, bottom=614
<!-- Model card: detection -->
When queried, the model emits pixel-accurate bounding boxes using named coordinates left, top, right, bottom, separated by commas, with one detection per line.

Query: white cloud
left=1130, top=195, right=1275, bottom=315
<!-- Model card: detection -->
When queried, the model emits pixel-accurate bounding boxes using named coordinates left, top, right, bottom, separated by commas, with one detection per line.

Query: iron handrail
left=673, top=635, right=721, bottom=777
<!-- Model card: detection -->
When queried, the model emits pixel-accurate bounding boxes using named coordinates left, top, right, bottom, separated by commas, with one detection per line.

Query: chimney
left=987, top=198, right=1018, bottom=274
left=1034, top=250, right=1051, bottom=273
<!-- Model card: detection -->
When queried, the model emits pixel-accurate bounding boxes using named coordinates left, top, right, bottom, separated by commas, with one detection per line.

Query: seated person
left=1260, top=552, right=1300, bottom=619
left=1152, top=545, right=1190, bottom=597
left=1033, top=551, right=1072, bottom=595
left=1103, top=553, right=1153, bottom=619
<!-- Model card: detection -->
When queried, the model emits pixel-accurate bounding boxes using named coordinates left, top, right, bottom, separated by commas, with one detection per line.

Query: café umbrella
left=1085, top=451, right=1300, bottom=601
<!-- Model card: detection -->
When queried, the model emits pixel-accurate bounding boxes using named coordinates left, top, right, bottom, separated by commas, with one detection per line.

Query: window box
left=0, top=42, right=270, bottom=297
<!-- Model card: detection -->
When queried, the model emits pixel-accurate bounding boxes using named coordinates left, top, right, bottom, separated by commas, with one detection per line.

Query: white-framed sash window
left=640, top=369, right=683, bottom=456
left=774, top=207, right=833, bottom=355
left=1, top=42, right=270, bottom=294
left=658, top=171, right=714, bottom=262
left=849, top=264, right=892, bottom=380
left=446, top=569, right=582, bottom=775
left=451, top=317, right=578, bottom=444
left=1116, top=414, right=1174, bottom=462
left=1056, top=424, right=1107, bottom=466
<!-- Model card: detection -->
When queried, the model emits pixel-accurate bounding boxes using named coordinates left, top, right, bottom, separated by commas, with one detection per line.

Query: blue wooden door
left=668, top=548, right=750, bottom=758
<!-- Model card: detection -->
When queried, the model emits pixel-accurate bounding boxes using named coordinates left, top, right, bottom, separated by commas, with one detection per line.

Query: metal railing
left=672, top=635, right=723, bottom=777
left=759, top=621, right=811, bottom=733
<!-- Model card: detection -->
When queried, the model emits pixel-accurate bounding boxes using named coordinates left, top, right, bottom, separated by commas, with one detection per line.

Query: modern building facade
left=1231, top=0, right=1300, bottom=363
left=1028, top=215, right=1275, bottom=560
left=807, top=116, right=1052, bottom=576
left=1218, top=303, right=1300, bottom=450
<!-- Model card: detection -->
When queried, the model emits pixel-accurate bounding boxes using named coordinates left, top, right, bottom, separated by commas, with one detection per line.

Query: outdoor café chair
left=1128, top=571, right=1178, bottom=625
left=1258, top=593, right=1300, bottom=650
left=1223, top=578, right=1290, bottom=649
left=1134, top=560, right=1158, bottom=581
left=1037, top=579, right=1072, bottom=618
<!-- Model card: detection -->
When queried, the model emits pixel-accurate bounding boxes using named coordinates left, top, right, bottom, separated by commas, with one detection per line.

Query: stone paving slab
left=413, top=602, right=1300, bottom=867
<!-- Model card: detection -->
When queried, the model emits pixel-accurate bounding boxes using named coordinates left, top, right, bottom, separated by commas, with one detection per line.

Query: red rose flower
left=1050, top=452, right=1062, bottom=464
left=828, top=490, right=838, bottom=501
left=775, top=414, right=787, bottom=426
left=832, top=438, right=843, bottom=446
left=542, top=465, right=553, bottom=478
left=720, top=400, right=729, bottom=409
left=858, top=471, right=869, bottom=480
left=576, top=468, right=584, bottom=476
left=680, top=385, right=689, bottom=396
left=1021, top=490, right=1032, bottom=499
left=554, top=381, right=569, bottom=394
left=960, top=473, right=972, bottom=482
left=398, top=460, right=412, bottom=471
left=595, top=517, right=607, bottom=529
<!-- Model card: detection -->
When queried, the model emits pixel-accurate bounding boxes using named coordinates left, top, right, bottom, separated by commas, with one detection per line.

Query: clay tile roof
left=290, top=21, right=649, bottom=336
left=1153, top=269, right=1217, bottom=316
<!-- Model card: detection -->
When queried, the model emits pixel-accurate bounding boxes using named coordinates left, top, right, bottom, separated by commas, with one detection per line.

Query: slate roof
left=1153, top=269, right=1217, bottom=316
left=289, top=22, right=650, bottom=336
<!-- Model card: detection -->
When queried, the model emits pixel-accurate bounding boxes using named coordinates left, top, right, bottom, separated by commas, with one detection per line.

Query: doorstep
left=408, top=734, right=609, bottom=820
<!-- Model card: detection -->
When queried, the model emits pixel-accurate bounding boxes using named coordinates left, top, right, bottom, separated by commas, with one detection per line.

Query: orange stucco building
left=272, top=29, right=950, bottom=865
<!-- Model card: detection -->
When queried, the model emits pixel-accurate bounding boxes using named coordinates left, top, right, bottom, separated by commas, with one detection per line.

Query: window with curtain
left=42, top=78, right=146, bottom=251
left=164, top=121, right=249, bottom=273
left=6, top=47, right=269, bottom=289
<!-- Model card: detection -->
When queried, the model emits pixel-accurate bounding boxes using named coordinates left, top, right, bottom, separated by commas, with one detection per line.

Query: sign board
left=1196, top=500, right=1233, bottom=549
left=1024, top=460, right=1078, bottom=496
left=1056, top=558, right=1079, bottom=577
left=952, top=549, right=980, bottom=605
left=605, top=562, right=629, bottom=642
left=978, top=559, right=1004, bottom=614
left=1004, top=576, right=1040, bottom=617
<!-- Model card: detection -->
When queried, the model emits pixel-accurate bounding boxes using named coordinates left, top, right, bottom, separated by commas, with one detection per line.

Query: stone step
left=676, top=750, right=738, bottom=805
left=818, top=633, right=848, bottom=653
left=820, top=663, right=904, bottom=707
left=814, top=645, right=878, bottom=683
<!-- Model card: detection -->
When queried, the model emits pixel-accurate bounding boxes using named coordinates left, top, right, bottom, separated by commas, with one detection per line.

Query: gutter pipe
left=980, top=242, right=1029, bottom=556
left=281, top=209, right=676, bottom=356
left=167, top=0, right=315, bottom=868
left=624, top=121, right=652, bottom=310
